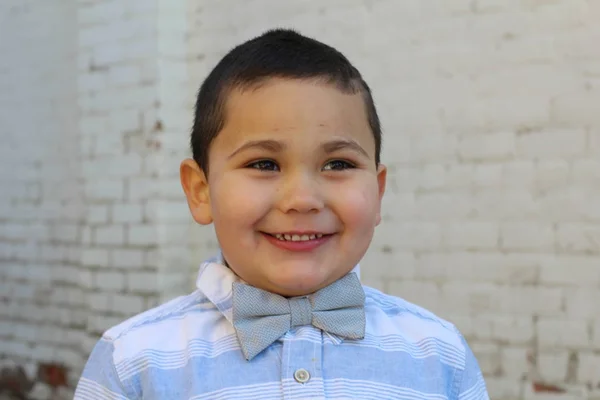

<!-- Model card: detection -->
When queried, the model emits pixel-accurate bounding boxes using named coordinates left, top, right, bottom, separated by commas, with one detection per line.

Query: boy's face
left=181, top=78, right=386, bottom=297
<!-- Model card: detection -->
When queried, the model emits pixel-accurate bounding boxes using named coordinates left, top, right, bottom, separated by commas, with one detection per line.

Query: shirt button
left=294, top=368, right=310, bottom=384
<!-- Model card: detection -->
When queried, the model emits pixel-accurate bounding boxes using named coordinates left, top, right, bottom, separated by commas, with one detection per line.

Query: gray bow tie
left=232, top=272, right=366, bottom=361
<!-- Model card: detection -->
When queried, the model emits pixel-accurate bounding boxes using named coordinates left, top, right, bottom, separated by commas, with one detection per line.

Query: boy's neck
left=218, top=252, right=361, bottom=295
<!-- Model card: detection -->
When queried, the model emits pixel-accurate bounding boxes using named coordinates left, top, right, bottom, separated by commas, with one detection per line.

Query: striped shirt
left=75, top=256, right=489, bottom=399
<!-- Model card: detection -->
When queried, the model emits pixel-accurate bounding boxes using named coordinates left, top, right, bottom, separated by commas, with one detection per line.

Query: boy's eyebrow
left=228, top=138, right=370, bottom=159
left=228, top=139, right=285, bottom=159
left=322, top=139, right=370, bottom=158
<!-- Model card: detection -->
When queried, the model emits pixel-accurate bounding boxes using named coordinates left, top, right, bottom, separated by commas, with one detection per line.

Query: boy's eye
left=322, top=160, right=355, bottom=171
left=246, top=160, right=279, bottom=171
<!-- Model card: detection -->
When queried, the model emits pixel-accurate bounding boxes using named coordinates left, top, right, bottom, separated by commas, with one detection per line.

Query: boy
left=75, top=29, right=489, bottom=399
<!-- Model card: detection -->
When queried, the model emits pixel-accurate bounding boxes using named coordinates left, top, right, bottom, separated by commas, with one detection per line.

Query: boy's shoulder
left=102, top=290, right=212, bottom=343
left=363, top=285, right=464, bottom=347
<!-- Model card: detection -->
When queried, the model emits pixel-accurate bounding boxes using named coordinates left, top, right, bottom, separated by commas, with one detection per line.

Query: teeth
left=273, top=233, right=324, bottom=241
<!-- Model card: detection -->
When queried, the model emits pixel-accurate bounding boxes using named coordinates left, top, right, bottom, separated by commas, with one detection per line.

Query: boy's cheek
left=212, top=179, right=272, bottom=223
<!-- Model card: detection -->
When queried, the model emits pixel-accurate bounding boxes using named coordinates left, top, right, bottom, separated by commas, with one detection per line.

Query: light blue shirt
left=75, top=256, right=489, bottom=399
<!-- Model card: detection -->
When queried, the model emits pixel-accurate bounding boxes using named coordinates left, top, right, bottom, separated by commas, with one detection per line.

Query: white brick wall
left=1, top=1, right=600, bottom=399
left=0, top=0, right=85, bottom=397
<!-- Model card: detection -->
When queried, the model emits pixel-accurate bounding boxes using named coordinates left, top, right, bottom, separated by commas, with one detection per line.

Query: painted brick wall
left=0, top=1, right=82, bottom=399
left=1, top=1, right=599, bottom=399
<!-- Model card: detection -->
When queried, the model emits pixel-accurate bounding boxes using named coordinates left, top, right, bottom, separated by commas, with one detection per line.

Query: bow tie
left=231, top=273, right=366, bottom=361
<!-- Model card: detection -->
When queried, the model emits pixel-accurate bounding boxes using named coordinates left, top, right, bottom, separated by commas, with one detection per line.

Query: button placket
left=281, top=327, right=326, bottom=399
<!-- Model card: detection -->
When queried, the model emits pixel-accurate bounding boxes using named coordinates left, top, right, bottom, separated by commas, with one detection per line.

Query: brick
left=78, top=25, right=107, bottom=48
left=87, top=315, right=124, bottom=335
left=571, top=159, right=600, bottom=185
left=414, top=192, right=473, bottom=220
left=94, top=225, right=125, bottom=246
left=87, top=293, right=112, bottom=312
left=83, top=154, right=143, bottom=178
left=86, top=205, right=110, bottom=224
left=578, top=353, right=600, bottom=387
left=92, top=42, right=125, bottom=65
left=564, top=288, right=600, bottom=319
left=112, top=203, right=144, bottom=223
left=53, top=266, right=80, bottom=285
left=458, top=132, right=515, bottom=161
left=537, top=351, right=569, bottom=382
left=440, top=282, right=501, bottom=315
left=500, top=222, right=555, bottom=251
left=108, top=109, right=141, bottom=133
left=470, top=343, right=501, bottom=376
left=108, top=64, right=141, bottom=86
left=81, top=248, right=110, bottom=268
left=126, top=271, right=158, bottom=293
left=538, top=188, right=590, bottom=222
left=556, top=223, right=600, bottom=254
left=12, top=323, right=37, bottom=342
left=502, top=287, right=563, bottom=316
left=37, top=325, right=66, bottom=345
left=127, top=224, right=158, bottom=246
left=388, top=280, right=440, bottom=314
left=410, top=134, right=457, bottom=163
left=486, top=96, right=550, bottom=133
left=442, top=222, right=498, bottom=250
left=447, top=315, right=493, bottom=341
left=416, top=164, right=446, bottom=191
left=122, top=38, right=156, bottom=60
left=593, top=322, right=600, bottom=348
left=12, top=284, right=35, bottom=300
left=516, top=130, right=587, bottom=159
left=70, top=310, right=88, bottom=329
left=378, top=221, right=442, bottom=250
left=111, top=86, right=157, bottom=109
left=492, top=316, right=534, bottom=344
left=85, top=179, right=124, bottom=201
left=381, top=193, right=415, bottom=220
left=392, top=167, right=418, bottom=193
left=145, top=200, right=190, bottom=223
left=82, top=226, right=92, bottom=245
left=535, top=159, right=570, bottom=191
left=94, top=271, right=125, bottom=291
left=127, top=178, right=158, bottom=201
left=50, top=223, right=80, bottom=243
left=111, top=249, right=145, bottom=268
left=78, top=3, right=109, bottom=26
left=537, top=319, right=590, bottom=349
left=66, top=288, right=85, bottom=307
left=472, top=190, right=539, bottom=220
left=111, top=293, right=146, bottom=315
left=591, top=129, right=600, bottom=156
left=473, top=163, right=503, bottom=188
left=484, top=377, right=524, bottom=400
left=500, top=347, right=529, bottom=379
left=539, top=256, right=600, bottom=287
left=361, top=249, right=416, bottom=280
left=551, top=90, right=600, bottom=126
left=78, top=73, right=109, bottom=94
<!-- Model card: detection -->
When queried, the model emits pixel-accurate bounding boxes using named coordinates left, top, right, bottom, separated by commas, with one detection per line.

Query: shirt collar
left=196, top=252, right=362, bottom=330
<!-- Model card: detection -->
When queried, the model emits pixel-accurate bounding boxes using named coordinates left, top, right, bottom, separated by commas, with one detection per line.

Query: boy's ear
left=180, top=158, right=213, bottom=225
left=375, top=163, right=387, bottom=226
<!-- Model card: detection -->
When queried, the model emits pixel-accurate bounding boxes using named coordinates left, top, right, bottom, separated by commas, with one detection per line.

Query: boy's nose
left=277, top=172, right=324, bottom=214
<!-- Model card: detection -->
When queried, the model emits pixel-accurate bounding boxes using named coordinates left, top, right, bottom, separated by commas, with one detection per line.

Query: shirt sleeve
left=456, top=332, right=490, bottom=400
left=74, top=336, right=135, bottom=400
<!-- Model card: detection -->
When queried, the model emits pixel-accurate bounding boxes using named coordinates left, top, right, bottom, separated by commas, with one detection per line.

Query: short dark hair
left=190, top=28, right=382, bottom=173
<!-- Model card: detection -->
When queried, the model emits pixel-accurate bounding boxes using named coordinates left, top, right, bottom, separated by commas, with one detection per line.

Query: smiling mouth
left=263, top=232, right=332, bottom=242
